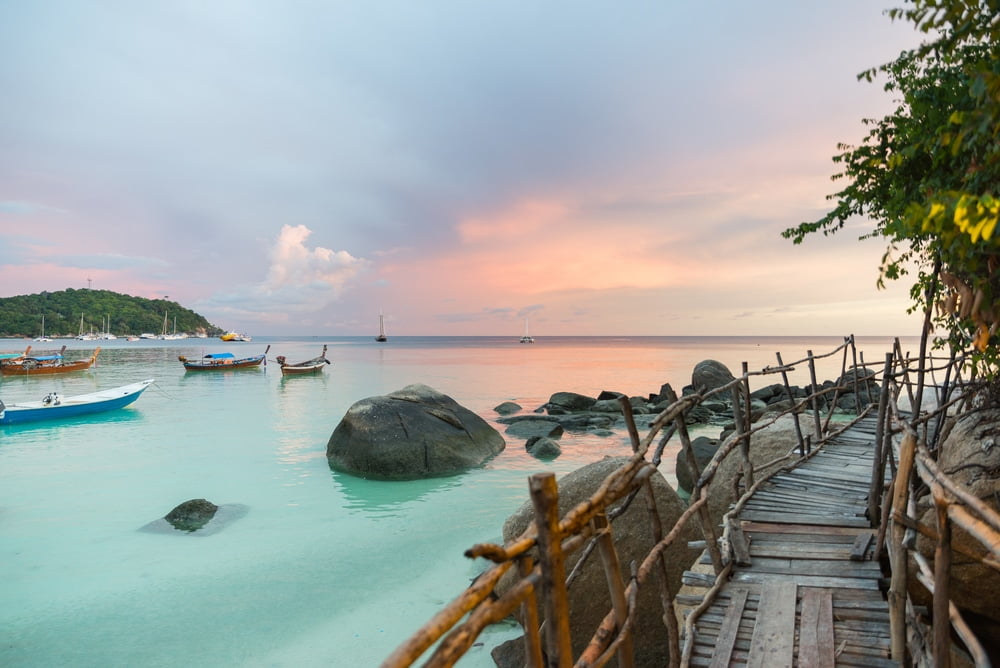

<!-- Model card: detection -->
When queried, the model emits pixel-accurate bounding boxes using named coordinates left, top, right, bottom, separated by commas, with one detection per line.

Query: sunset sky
left=0, top=2, right=928, bottom=337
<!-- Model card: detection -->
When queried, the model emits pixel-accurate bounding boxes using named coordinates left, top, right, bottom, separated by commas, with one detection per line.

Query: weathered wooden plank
left=732, top=571, right=880, bottom=590
left=730, top=519, right=752, bottom=566
left=708, top=587, right=749, bottom=668
left=748, top=557, right=881, bottom=578
left=798, top=588, right=835, bottom=668
left=747, top=582, right=797, bottom=668
left=742, top=521, right=874, bottom=536
left=850, top=532, right=874, bottom=561
left=739, top=510, right=871, bottom=527
left=749, top=543, right=856, bottom=560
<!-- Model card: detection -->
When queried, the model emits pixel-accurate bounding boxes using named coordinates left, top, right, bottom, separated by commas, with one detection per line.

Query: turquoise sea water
left=0, top=335, right=919, bottom=667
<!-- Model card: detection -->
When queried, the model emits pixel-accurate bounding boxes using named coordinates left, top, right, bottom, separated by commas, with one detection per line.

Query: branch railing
left=381, top=334, right=994, bottom=668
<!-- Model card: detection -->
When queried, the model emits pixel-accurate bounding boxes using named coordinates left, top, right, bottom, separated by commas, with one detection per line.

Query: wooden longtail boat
left=178, top=345, right=270, bottom=370
left=276, top=345, right=330, bottom=375
left=0, top=345, right=32, bottom=362
left=0, top=379, right=154, bottom=425
left=0, top=347, right=101, bottom=376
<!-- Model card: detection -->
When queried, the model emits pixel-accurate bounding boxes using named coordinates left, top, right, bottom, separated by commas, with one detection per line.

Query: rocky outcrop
left=326, top=384, right=505, bottom=480
left=493, top=456, right=698, bottom=667
left=913, top=409, right=1000, bottom=624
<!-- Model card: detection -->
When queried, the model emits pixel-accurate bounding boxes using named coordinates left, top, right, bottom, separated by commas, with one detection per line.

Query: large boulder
left=494, top=456, right=699, bottom=667
left=691, top=359, right=736, bottom=394
left=326, top=384, right=505, bottom=480
left=913, top=409, right=1000, bottom=623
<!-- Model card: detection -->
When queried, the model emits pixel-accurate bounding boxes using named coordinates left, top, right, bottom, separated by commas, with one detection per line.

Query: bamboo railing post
left=729, top=372, right=752, bottom=490
left=806, top=350, right=822, bottom=442
left=849, top=335, right=862, bottom=413
left=529, top=473, right=574, bottom=668
left=933, top=491, right=952, bottom=668
left=894, top=337, right=916, bottom=413
left=518, top=555, right=545, bottom=668
left=665, top=389, right=723, bottom=575
left=619, top=396, right=684, bottom=660
left=592, top=513, right=635, bottom=668
left=888, top=432, right=917, bottom=663
left=775, top=352, right=806, bottom=455
left=869, top=352, right=893, bottom=525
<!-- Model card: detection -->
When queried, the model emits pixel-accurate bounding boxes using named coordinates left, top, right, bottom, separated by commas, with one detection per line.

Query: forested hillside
left=0, top=289, right=222, bottom=338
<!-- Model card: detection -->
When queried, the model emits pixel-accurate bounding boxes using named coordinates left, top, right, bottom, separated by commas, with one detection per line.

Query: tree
left=783, top=1, right=1000, bottom=373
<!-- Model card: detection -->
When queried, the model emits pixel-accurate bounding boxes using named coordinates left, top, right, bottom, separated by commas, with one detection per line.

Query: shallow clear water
left=0, top=335, right=917, bottom=666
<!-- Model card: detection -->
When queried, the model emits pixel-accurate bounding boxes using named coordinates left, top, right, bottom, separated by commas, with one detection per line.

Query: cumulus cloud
left=194, top=225, right=369, bottom=321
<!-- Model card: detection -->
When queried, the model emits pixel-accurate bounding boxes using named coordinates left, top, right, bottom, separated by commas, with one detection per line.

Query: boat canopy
left=202, top=352, right=235, bottom=360
left=26, top=354, right=63, bottom=361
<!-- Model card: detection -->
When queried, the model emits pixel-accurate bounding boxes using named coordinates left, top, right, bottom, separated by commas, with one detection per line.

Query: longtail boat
left=0, top=347, right=101, bottom=376
left=0, top=345, right=32, bottom=362
left=178, top=345, right=270, bottom=370
left=0, top=379, right=154, bottom=425
left=276, top=345, right=330, bottom=376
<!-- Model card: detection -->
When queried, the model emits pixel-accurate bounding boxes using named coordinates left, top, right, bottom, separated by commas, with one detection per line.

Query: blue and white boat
left=0, top=379, right=155, bottom=425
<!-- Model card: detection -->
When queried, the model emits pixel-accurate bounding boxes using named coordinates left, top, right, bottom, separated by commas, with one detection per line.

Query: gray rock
left=913, top=409, right=1000, bottom=624
left=591, top=398, right=625, bottom=413
left=675, top=436, right=721, bottom=494
left=546, top=391, right=597, bottom=413
left=165, top=498, right=217, bottom=532
left=326, top=384, right=505, bottom=480
left=494, top=401, right=522, bottom=415
left=140, top=501, right=249, bottom=536
left=495, top=456, right=698, bottom=667
left=525, top=436, right=561, bottom=460
left=691, top=359, right=736, bottom=393
left=504, top=419, right=565, bottom=439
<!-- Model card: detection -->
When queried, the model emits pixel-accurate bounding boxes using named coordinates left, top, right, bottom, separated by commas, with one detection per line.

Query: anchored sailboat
left=375, top=311, right=387, bottom=342
left=520, top=317, right=534, bottom=343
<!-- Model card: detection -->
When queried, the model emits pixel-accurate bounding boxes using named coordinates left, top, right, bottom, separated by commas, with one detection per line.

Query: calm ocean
left=0, top=334, right=920, bottom=667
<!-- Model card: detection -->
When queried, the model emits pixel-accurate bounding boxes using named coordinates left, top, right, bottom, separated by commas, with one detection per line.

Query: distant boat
left=0, top=347, right=101, bottom=376
left=375, top=311, right=387, bottom=343
left=33, top=315, right=53, bottom=342
left=520, top=317, right=534, bottom=344
left=178, top=346, right=270, bottom=370
left=0, top=379, right=154, bottom=425
left=276, top=345, right=331, bottom=375
left=220, top=331, right=252, bottom=342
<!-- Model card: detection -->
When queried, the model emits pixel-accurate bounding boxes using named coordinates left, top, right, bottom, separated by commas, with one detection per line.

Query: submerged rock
left=139, top=500, right=249, bottom=536
left=165, top=498, right=218, bottom=532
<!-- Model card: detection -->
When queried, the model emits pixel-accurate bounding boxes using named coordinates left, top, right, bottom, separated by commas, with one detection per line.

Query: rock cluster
left=493, top=360, right=880, bottom=468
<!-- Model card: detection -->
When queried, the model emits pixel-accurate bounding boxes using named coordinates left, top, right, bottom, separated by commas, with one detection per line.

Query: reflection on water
left=331, top=469, right=466, bottom=517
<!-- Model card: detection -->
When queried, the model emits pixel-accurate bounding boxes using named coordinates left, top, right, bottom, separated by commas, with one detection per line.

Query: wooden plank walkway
left=686, top=415, right=898, bottom=667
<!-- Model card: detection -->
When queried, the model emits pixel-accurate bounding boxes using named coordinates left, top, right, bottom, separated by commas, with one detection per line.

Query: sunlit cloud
left=194, top=225, right=369, bottom=320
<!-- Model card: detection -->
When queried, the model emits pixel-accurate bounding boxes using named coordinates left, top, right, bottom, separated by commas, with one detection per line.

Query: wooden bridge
left=682, top=413, right=895, bottom=666
left=382, top=335, right=998, bottom=667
